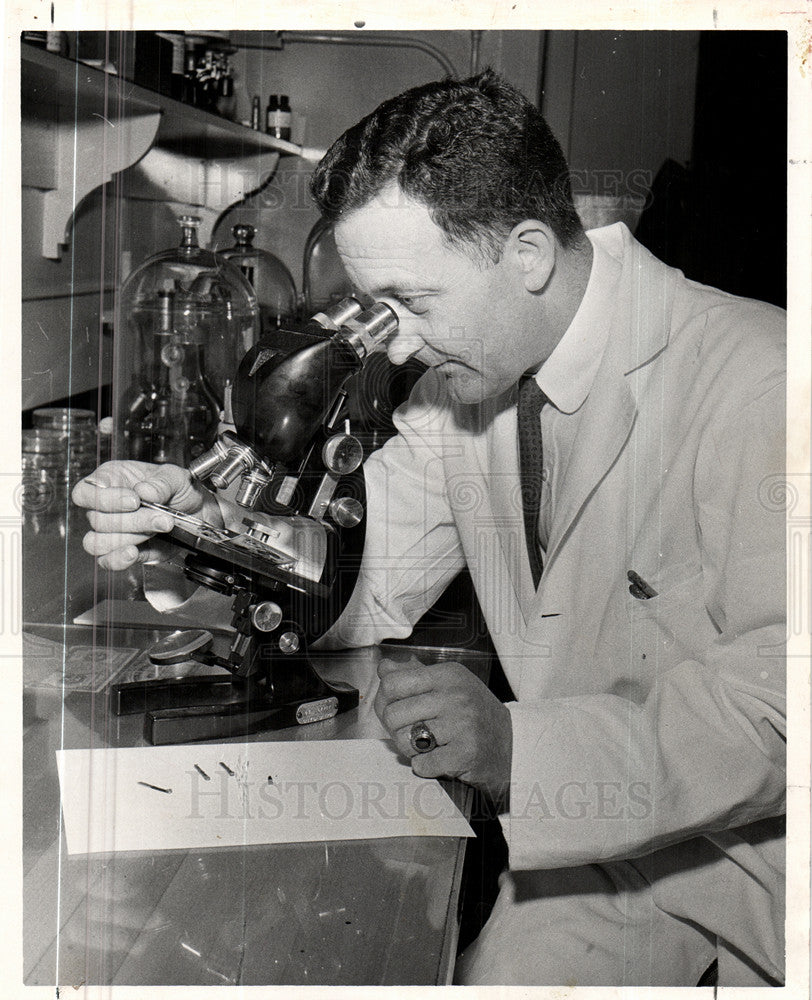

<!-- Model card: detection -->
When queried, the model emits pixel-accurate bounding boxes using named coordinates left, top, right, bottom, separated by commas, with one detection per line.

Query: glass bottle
left=216, top=62, right=235, bottom=120
left=169, top=34, right=185, bottom=101
left=182, top=38, right=198, bottom=105
left=275, top=95, right=292, bottom=141
left=123, top=287, right=188, bottom=464
left=221, top=223, right=298, bottom=332
left=265, top=94, right=278, bottom=135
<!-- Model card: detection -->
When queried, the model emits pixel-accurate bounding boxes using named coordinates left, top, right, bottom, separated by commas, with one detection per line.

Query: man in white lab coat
left=74, top=70, right=786, bottom=986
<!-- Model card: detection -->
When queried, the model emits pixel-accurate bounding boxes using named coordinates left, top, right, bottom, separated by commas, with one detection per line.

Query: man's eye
left=397, top=295, right=429, bottom=315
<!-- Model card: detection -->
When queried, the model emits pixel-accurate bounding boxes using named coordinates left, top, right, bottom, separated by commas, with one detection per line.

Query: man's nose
left=384, top=321, right=426, bottom=366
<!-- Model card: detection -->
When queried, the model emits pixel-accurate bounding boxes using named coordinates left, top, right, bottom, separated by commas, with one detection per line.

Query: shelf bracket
left=39, top=110, right=161, bottom=259
left=126, top=147, right=281, bottom=248
left=22, top=48, right=300, bottom=259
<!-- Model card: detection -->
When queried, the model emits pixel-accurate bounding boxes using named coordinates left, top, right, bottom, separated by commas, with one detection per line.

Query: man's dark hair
left=310, top=68, right=584, bottom=262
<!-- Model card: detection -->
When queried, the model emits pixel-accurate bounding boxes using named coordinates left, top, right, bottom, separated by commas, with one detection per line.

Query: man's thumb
left=133, top=466, right=190, bottom=506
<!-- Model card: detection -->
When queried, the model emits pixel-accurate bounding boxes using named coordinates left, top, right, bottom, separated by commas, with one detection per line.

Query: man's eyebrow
left=371, top=284, right=438, bottom=297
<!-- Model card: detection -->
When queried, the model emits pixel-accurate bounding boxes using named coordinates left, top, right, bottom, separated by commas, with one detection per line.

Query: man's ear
left=505, top=220, right=556, bottom=293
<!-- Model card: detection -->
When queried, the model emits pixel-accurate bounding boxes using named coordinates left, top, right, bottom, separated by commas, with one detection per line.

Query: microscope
left=111, top=297, right=398, bottom=745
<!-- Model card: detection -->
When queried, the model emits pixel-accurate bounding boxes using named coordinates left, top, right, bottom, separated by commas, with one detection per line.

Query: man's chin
left=442, top=369, right=494, bottom=405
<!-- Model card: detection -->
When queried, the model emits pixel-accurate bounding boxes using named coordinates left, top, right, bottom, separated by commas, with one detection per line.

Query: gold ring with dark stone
left=409, top=721, right=437, bottom=754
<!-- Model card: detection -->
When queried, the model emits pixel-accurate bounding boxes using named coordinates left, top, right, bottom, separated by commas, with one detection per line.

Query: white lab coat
left=327, top=224, right=786, bottom=982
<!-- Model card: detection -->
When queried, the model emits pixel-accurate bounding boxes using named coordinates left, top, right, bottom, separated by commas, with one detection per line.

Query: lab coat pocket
left=625, top=568, right=708, bottom=672
left=626, top=568, right=704, bottom=623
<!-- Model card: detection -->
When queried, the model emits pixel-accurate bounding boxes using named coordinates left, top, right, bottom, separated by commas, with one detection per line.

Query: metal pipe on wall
left=469, top=31, right=483, bottom=76
left=247, top=32, right=459, bottom=79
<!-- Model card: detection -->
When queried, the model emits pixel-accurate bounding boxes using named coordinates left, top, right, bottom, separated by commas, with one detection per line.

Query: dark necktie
left=517, top=375, right=547, bottom=588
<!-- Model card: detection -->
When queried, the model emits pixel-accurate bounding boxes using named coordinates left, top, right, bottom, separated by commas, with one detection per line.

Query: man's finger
left=96, top=546, right=142, bottom=571
left=132, top=539, right=175, bottom=565
left=72, top=480, right=141, bottom=513
left=377, top=653, right=423, bottom=677
left=379, top=691, right=444, bottom=737
left=89, top=536, right=175, bottom=571
left=376, top=662, right=439, bottom=701
left=411, top=745, right=459, bottom=779
left=86, top=508, right=175, bottom=536
left=83, top=530, right=153, bottom=557
left=133, top=468, right=196, bottom=509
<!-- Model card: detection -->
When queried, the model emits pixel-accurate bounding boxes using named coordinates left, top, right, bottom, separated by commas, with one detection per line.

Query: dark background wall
left=541, top=29, right=786, bottom=308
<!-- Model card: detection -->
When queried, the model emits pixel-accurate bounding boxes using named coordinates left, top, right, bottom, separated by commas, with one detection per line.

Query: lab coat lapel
left=543, top=371, right=637, bottom=570
left=543, top=229, right=676, bottom=575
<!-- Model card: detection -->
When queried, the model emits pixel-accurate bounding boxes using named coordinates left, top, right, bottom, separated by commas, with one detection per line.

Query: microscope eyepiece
left=310, top=296, right=364, bottom=331
left=337, top=302, right=399, bottom=360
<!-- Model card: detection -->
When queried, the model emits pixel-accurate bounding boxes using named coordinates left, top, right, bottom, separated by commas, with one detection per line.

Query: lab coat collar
left=535, top=228, right=622, bottom=414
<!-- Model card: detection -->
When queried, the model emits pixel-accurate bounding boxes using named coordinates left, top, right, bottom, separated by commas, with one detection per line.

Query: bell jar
left=221, top=222, right=298, bottom=332
left=114, top=215, right=259, bottom=465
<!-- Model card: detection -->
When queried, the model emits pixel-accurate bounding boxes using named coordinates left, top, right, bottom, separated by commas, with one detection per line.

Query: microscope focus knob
left=252, top=601, right=284, bottom=633
left=322, top=433, right=364, bottom=475
left=328, top=496, right=364, bottom=528
left=278, top=631, right=301, bottom=654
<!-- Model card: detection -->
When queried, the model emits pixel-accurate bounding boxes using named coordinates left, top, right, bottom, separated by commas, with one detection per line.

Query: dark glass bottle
left=216, top=68, right=235, bottom=119
left=169, top=34, right=185, bottom=100
left=182, top=39, right=198, bottom=105
left=265, top=94, right=279, bottom=135
left=275, top=95, right=292, bottom=142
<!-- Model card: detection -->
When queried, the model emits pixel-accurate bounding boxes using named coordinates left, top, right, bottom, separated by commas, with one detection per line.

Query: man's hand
left=71, top=460, right=223, bottom=571
left=374, top=653, right=513, bottom=805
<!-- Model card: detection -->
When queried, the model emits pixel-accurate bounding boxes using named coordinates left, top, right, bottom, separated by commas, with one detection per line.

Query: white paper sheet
left=56, top=739, right=473, bottom=855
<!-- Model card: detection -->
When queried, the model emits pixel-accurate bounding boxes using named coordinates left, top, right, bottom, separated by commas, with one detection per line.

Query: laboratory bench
left=22, top=512, right=490, bottom=986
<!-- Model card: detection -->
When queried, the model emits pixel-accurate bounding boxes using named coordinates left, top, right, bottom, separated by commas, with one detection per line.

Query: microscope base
left=110, top=673, right=359, bottom=745
left=145, top=681, right=358, bottom=745
left=111, top=674, right=240, bottom=717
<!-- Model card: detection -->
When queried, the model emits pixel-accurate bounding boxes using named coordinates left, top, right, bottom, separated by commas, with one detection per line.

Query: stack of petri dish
left=21, top=428, right=65, bottom=516
left=22, top=408, right=100, bottom=519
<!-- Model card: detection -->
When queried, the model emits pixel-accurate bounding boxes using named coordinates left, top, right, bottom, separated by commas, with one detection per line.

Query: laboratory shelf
left=21, top=44, right=294, bottom=257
